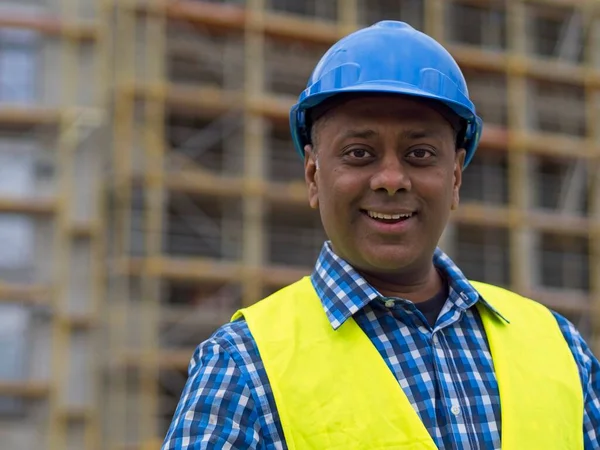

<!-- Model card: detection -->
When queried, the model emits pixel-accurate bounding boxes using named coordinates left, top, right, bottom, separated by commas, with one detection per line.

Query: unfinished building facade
left=0, top=0, right=599, bottom=449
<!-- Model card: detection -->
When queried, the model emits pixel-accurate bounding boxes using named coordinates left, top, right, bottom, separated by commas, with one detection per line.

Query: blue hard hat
left=289, top=20, right=483, bottom=168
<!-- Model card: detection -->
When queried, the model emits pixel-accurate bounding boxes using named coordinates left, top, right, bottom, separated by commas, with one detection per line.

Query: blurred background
left=0, top=0, right=598, bottom=449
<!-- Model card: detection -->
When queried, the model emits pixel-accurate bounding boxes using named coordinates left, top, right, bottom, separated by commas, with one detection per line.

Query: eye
left=407, top=148, right=434, bottom=159
left=344, top=148, right=373, bottom=159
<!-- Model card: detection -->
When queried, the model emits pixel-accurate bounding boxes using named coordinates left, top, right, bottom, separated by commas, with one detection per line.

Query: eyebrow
left=340, top=128, right=445, bottom=141
left=339, top=129, right=378, bottom=140
left=400, top=129, right=445, bottom=140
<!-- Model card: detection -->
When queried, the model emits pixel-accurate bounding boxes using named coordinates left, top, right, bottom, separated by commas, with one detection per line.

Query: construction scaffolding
left=0, top=0, right=107, bottom=448
left=0, top=0, right=599, bottom=449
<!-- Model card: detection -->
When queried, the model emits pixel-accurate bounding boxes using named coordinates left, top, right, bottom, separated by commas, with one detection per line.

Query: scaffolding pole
left=242, top=0, right=266, bottom=306
left=506, top=0, right=532, bottom=295
left=337, top=0, right=357, bottom=36
left=48, top=0, right=81, bottom=443
left=583, top=0, right=600, bottom=355
left=87, top=0, right=111, bottom=447
left=107, top=0, right=136, bottom=447
left=140, top=0, right=167, bottom=446
left=424, top=0, right=445, bottom=41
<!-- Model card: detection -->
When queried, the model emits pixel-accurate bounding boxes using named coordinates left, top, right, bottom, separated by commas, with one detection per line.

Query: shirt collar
left=310, top=242, right=510, bottom=330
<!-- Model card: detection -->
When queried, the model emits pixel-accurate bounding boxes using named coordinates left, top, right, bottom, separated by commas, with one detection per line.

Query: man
left=163, top=21, right=600, bottom=449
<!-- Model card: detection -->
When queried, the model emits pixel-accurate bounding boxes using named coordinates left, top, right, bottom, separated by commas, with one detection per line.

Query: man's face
left=304, top=96, right=466, bottom=276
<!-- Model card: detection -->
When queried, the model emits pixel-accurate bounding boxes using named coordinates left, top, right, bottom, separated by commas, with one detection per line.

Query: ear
left=451, top=149, right=466, bottom=211
left=304, top=144, right=319, bottom=209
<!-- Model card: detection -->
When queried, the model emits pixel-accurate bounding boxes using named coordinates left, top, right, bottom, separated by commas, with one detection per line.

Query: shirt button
left=384, top=299, right=395, bottom=308
left=432, top=334, right=439, bottom=346
left=451, top=405, right=461, bottom=416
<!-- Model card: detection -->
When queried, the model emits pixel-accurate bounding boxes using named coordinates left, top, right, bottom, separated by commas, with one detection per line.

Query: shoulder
left=470, top=281, right=555, bottom=323
left=550, top=311, right=597, bottom=388
left=233, top=278, right=315, bottom=327
left=191, top=318, right=261, bottom=374
left=473, top=282, right=596, bottom=388
left=162, top=319, right=278, bottom=449
left=199, top=278, right=315, bottom=370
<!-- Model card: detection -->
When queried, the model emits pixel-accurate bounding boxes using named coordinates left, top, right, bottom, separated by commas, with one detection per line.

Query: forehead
left=320, top=95, right=454, bottom=126
left=310, top=95, right=462, bottom=142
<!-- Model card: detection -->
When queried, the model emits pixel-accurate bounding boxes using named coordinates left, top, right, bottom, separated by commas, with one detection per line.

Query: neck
left=359, top=264, right=444, bottom=303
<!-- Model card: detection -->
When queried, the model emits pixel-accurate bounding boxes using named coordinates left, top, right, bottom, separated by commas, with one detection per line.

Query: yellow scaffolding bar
left=106, top=0, right=136, bottom=447
left=242, top=0, right=267, bottom=307
left=48, top=0, right=79, bottom=443
left=140, top=0, right=167, bottom=443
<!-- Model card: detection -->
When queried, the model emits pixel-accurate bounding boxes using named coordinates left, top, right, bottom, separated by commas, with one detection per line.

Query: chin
left=358, top=244, right=422, bottom=273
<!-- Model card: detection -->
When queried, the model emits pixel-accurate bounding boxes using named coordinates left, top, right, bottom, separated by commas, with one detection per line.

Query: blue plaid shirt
left=163, top=242, right=600, bottom=449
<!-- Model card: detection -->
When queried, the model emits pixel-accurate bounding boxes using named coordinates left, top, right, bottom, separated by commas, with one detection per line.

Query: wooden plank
left=248, top=93, right=295, bottom=123
left=66, top=315, right=98, bottom=330
left=128, top=256, right=243, bottom=283
left=161, top=306, right=236, bottom=327
left=262, top=11, right=339, bottom=44
left=451, top=203, right=592, bottom=235
left=0, top=197, right=56, bottom=214
left=163, top=169, right=245, bottom=197
left=451, top=0, right=596, bottom=16
left=451, top=203, right=512, bottom=227
left=165, top=0, right=246, bottom=31
left=58, top=406, right=94, bottom=423
left=0, top=15, right=97, bottom=40
left=522, top=287, right=590, bottom=314
left=121, top=349, right=195, bottom=370
left=68, top=221, right=98, bottom=238
left=516, top=132, right=594, bottom=160
left=165, top=84, right=239, bottom=113
left=0, top=106, right=60, bottom=127
left=126, top=254, right=312, bottom=288
left=163, top=168, right=307, bottom=204
left=524, top=57, right=587, bottom=85
left=527, top=210, right=590, bottom=236
left=264, top=181, right=308, bottom=205
left=261, top=265, right=311, bottom=288
left=479, top=124, right=509, bottom=150
left=0, top=283, right=50, bottom=303
left=447, top=44, right=509, bottom=72
left=0, top=380, right=49, bottom=398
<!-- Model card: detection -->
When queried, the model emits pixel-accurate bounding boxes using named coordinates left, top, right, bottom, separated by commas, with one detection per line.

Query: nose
left=369, top=156, right=412, bottom=196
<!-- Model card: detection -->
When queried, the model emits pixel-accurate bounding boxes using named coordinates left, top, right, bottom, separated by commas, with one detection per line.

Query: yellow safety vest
left=232, top=277, right=583, bottom=449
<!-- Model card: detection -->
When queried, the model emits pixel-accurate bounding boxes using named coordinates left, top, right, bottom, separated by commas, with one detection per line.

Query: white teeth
left=367, top=211, right=412, bottom=220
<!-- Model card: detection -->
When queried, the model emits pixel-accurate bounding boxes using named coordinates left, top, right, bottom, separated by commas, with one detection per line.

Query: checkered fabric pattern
left=162, top=242, right=600, bottom=450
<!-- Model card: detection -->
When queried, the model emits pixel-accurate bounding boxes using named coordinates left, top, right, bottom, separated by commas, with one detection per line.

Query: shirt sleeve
left=552, top=312, right=600, bottom=449
left=161, top=337, right=261, bottom=450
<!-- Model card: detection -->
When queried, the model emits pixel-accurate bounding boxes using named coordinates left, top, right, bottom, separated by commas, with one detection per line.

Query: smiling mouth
left=362, top=210, right=416, bottom=224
